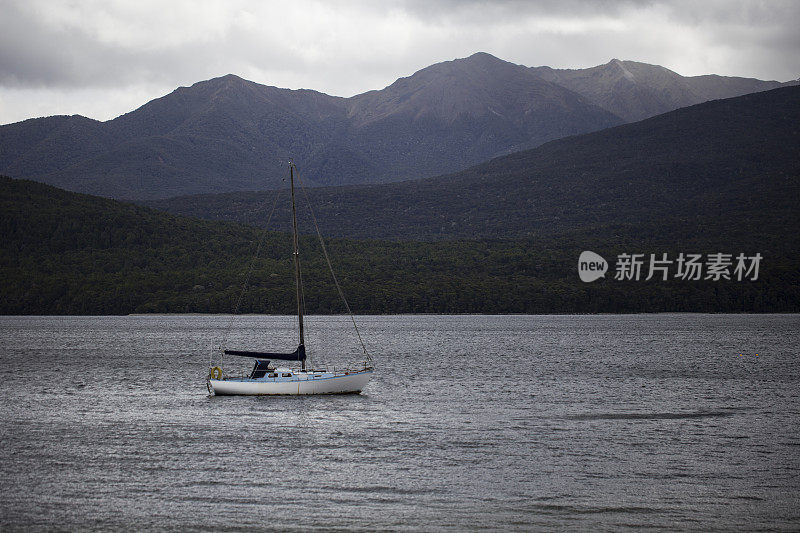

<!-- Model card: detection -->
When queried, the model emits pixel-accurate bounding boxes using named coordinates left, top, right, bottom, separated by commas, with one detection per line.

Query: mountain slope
left=342, top=52, right=621, bottom=180
left=2, top=53, right=794, bottom=200
left=0, top=54, right=621, bottom=200
left=148, top=86, right=800, bottom=249
left=15, top=76, right=355, bottom=198
left=531, top=59, right=795, bottom=122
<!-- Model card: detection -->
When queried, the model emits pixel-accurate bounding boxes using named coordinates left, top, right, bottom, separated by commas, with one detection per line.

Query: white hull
left=209, top=369, right=372, bottom=396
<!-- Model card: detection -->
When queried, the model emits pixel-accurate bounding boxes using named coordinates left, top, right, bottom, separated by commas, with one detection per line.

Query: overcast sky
left=1, top=0, right=798, bottom=125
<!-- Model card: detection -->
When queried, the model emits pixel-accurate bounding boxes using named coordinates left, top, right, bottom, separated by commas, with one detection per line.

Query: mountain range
left=3, top=85, right=798, bottom=314
left=1, top=52, right=794, bottom=200
left=149, top=86, right=800, bottom=247
left=531, top=58, right=793, bottom=122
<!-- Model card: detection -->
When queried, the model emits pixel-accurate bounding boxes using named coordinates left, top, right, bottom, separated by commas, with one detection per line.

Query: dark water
left=1, top=314, right=798, bottom=531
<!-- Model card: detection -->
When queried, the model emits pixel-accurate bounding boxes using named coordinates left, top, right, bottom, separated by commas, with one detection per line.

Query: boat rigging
left=206, top=162, right=373, bottom=395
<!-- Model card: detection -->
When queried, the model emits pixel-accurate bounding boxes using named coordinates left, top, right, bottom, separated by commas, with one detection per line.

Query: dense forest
left=2, top=177, right=797, bottom=315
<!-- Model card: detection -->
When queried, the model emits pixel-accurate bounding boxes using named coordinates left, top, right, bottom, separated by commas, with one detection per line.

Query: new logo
left=579, top=251, right=608, bottom=282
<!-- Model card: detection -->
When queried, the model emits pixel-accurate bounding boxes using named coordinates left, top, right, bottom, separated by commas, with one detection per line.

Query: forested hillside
left=2, top=177, right=797, bottom=314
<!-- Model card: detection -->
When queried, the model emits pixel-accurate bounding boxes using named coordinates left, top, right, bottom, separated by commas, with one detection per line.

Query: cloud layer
left=1, top=0, right=798, bottom=124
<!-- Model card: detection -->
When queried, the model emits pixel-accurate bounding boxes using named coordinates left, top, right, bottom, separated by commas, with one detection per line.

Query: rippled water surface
left=1, top=314, right=798, bottom=531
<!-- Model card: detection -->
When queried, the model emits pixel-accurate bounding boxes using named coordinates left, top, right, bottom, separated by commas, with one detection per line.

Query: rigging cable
left=295, top=167, right=372, bottom=365
left=291, top=163, right=314, bottom=369
left=212, top=185, right=283, bottom=368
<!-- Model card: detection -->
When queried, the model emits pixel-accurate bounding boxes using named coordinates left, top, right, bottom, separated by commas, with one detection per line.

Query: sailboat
left=206, top=163, right=373, bottom=395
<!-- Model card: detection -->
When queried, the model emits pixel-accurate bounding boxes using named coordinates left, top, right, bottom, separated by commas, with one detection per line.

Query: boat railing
left=210, top=361, right=372, bottom=379
left=309, top=362, right=373, bottom=374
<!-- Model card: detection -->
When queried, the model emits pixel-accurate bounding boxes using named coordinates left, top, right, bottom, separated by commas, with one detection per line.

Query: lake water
left=0, top=314, right=798, bottom=531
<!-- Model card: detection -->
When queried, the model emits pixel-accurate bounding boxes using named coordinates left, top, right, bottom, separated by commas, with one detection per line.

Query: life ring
left=209, top=366, right=223, bottom=380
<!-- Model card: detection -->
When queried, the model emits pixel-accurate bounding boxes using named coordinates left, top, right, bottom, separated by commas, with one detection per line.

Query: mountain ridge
left=530, top=58, right=795, bottom=122
left=146, top=86, right=800, bottom=246
left=1, top=52, right=795, bottom=200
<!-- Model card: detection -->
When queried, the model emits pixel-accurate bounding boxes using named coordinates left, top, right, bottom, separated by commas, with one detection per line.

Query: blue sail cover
left=224, top=344, right=306, bottom=361
left=250, top=359, right=272, bottom=378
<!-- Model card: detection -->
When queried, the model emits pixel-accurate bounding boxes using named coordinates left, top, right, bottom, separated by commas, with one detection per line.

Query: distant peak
left=461, top=52, right=508, bottom=65
left=215, top=73, right=246, bottom=83
left=192, top=74, right=249, bottom=87
left=467, top=51, right=499, bottom=60
left=406, top=52, right=516, bottom=80
left=443, top=52, right=526, bottom=73
left=180, top=74, right=264, bottom=97
left=605, top=59, right=635, bottom=81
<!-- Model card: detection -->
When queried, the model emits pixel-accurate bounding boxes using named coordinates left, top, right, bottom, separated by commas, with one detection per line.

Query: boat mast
left=289, top=162, right=306, bottom=371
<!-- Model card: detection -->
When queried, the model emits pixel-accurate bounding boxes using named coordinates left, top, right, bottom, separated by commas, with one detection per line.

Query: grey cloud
left=0, top=1, right=159, bottom=87
left=1, top=0, right=798, bottom=113
left=394, top=0, right=657, bottom=20
left=0, top=1, right=304, bottom=89
left=660, top=0, right=798, bottom=26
